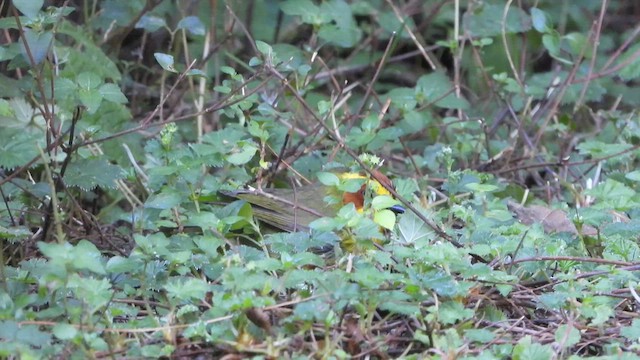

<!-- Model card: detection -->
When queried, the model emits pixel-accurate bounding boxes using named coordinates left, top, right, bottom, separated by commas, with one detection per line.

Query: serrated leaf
left=99, top=83, right=128, bottom=103
left=77, top=72, right=102, bottom=89
left=64, top=158, right=124, bottom=190
left=0, top=225, right=32, bottom=239
left=463, top=3, right=531, bottom=37
left=78, top=88, right=103, bottom=114
left=0, top=129, right=42, bottom=169
left=57, top=22, right=121, bottom=81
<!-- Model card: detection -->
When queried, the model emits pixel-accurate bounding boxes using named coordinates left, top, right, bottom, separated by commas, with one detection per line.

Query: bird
left=221, top=170, right=405, bottom=234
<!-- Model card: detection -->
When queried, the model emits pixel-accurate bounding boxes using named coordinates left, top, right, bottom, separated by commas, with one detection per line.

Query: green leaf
left=435, top=301, right=474, bottom=325
left=513, top=336, right=553, bottom=360
left=136, top=15, right=166, bottom=32
left=371, top=195, right=400, bottom=211
left=13, top=0, right=43, bottom=19
left=576, top=140, right=632, bottom=158
left=397, top=209, right=434, bottom=245
left=530, top=8, right=549, bottom=33
left=164, top=277, right=211, bottom=302
left=52, top=323, right=78, bottom=340
left=464, top=328, right=496, bottom=343
left=543, top=32, right=570, bottom=64
left=621, top=318, right=640, bottom=340
left=77, top=72, right=102, bottom=89
left=57, top=22, right=121, bottom=81
left=21, top=28, right=53, bottom=64
left=186, top=211, right=220, bottom=231
left=99, top=83, right=128, bottom=103
left=617, top=43, right=640, bottom=80
left=317, top=172, right=340, bottom=186
left=554, top=324, right=580, bottom=349
left=39, top=240, right=106, bottom=275
left=463, top=3, right=531, bottom=37
left=280, top=0, right=326, bottom=24
left=387, top=87, right=417, bottom=111
left=465, top=182, right=499, bottom=193
left=255, top=40, right=273, bottom=56
left=64, top=158, right=124, bottom=190
left=106, top=256, right=140, bottom=273
left=154, top=52, right=177, bottom=72
left=317, top=0, right=361, bottom=48
left=225, top=141, right=258, bottom=165
left=626, top=170, right=640, bottom=182
left=373, top=209, right=396, bottom=230
left=0, top=129, right=42, bottom=169
left=145, top=188, right=182, bottom=209
left=78, top=88, right=103, bottom=113
left=416, top=72, right=469, bottom=109
left=177, top=16, right=205, bottom=36
left=220, top=66, right=236, bottom=75
left=564, top=32, right=591, bottom=59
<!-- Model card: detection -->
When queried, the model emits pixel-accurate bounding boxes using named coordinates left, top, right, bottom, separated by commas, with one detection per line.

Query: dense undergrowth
left=2, top=0, right=640, bottom=358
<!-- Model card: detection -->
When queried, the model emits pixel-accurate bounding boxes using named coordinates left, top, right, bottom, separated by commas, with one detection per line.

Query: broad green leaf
left=57, top=22, right=121, bottom=81
left=77, top=72, right=102, bottom=89
left=255, top=40, right=273, bottom=56
left=371, top=195, right=400, bottom=211
left=225, top=142, right=257, bottom=165
left=145, top=189, right=182, bottom=209
left=52, top=323, right=78, bottom=340
left=397, top=209, right=434, bottom=245
left=0, top=129, right=42, bottom=169
left=13, top=0, right=43, bottom=19
left=463, top=3, right=531, bottom=37
left=135, top=15, right=166, bottom=32
left=317, top=172, right=340, bottom=186
left=621, top=318, right=640, bottom=340
left=416, top=72, right=469, bottom=109
left=465, top=182, right=499, bottom=193
left=530, top=8, right=550, bottom=33
left=617, top=43, right=640, bottom=80
left=554, top=324, right=580, bottom=348
left=21, top=28, right=53, bottom=64
left=78, top=88, right=103, bottom=113
left=99, top=83, right=128, bottom=103
left=177, top=16, right=205, bottom=36
left=373, top=209, right=396, bottom=230
left=65, top=158, right=124, bottom=190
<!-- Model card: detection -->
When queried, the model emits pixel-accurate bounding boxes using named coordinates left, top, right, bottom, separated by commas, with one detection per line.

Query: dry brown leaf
left=507, top=201, right=598, bottom=236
